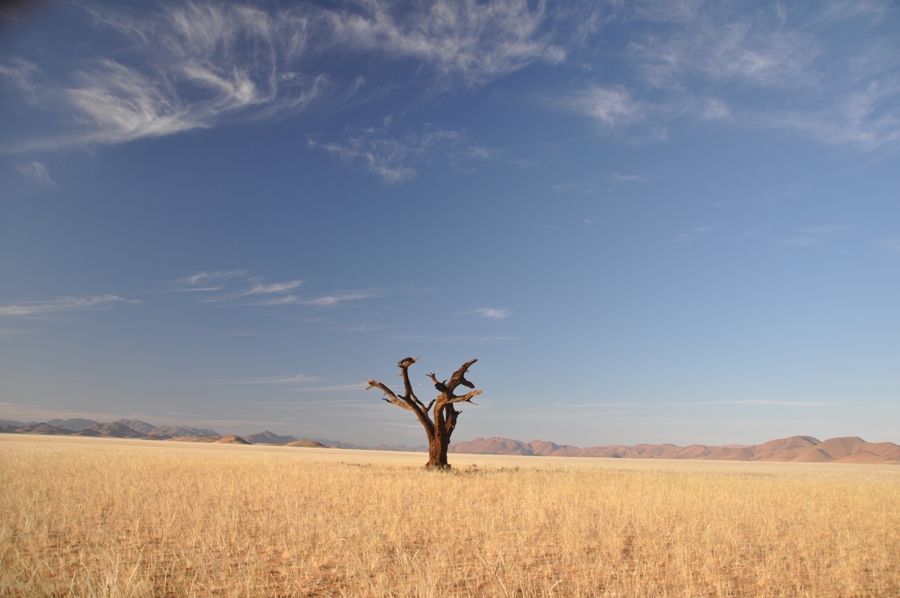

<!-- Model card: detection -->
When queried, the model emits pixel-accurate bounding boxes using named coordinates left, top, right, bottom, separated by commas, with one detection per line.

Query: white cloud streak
left=174, top=270, right=304, bottom=305
left=311, top=121, right=497, bottom=183
left=2, top=3, right=330, bottom=151
left=782, top=225, right=849, bottom=247
left=178, top=269, right=248, bottom=287
left=563, top=85, right=643, bottom=130
left=324, top=0, right=565, bottom=86
left=15, top=161, right=54, bottom=185
left=304, top=291, right=377, bottom=306
left=0, top=56, right=41, bottom=102
left=245, top=281, right=303, bottom=294
left=248, top=295, right=300, bottom=306
left=1, top=0, right=567, bottom=152
left=559, top=1, right=900, bottom=150
left=463, top=307, right=513, bottom=319
left=3, top=0, right=897, bottom=156
left=610, top=172, right=648, bottom=182
left=221, top=374, right=319, bottom=385
left=0, top=295, right=138, bottom=317
left=731, top=399, right=832, bottom=407
left=286, top=383, right=368, bottom=392
left=765, top=79, right=900, bottom=150
left=388, top=334, right=517, bottom=343
left=632, top=13, right=821, bottom=90
left=173, top=270, right=379, bottom=308
left=675, top=227, right=712, bottom=243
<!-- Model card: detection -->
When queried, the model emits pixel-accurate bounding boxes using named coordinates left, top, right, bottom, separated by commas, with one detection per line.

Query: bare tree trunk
left=369, top=358, right=480, bottom=470
left=426, top=405, right=458, bottom=468
left=427, top=438, right=448, bottom=469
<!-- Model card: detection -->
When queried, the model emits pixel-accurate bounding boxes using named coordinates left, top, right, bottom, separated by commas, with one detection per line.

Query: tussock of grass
left=1, top=435, right=899, bottom=597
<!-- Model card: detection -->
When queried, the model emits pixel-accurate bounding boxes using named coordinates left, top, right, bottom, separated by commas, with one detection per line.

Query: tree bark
left=368, top=358, right=481, bottom=470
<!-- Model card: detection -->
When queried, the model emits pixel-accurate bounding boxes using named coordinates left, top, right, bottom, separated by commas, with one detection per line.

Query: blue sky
left=1, top=0, right=899, bottom=447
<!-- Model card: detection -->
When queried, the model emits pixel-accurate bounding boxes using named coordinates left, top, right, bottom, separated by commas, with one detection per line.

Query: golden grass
left=1, top=435, right=899, bottom=597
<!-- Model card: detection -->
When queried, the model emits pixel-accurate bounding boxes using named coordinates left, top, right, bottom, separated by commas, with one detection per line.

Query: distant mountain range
left=450, top=436, right=900, bottom=464
left=0, top=418, right=371, bottom=449
left=2, top=419, right=898, bottom=464
left=0, top=418, right=221, bottom=439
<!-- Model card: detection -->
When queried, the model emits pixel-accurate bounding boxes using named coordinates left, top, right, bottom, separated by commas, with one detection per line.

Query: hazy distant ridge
left=1, top=419, right=221, bottom=439
left=449, top=436, right=900, bottom=464
left=48, top=418, right=100, bottom=431
left=3, top=420, right=897, bottom=463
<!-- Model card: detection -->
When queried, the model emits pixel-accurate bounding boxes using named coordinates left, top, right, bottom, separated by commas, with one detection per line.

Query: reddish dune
left=213, top=435, right=250, bottom=444
left=792, top=448, right=834, bottom=463
left=835, top=451, right=887, bottom=464
left=752, top=436, right=820, bottom=461
left=814, top=437, right=867, bottom=460
left=285, top=439, right=326, bottom=448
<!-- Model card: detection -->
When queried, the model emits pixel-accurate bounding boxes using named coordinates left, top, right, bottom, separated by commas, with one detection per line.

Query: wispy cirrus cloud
left=220, top=374, right=319, bottom=385
left=388, top=333, right=517, bottom=343
left=556, top=1, right=900, bottom=150
left=324, top=0, right=566, bottom=86
left=676, top=227, right=712, bottom=243
left=2, top=3, right=329, bottom=152
left=631, top=10, right=821, bottom=90
left=610, top=172, right=649, bottom=182
left=730, top=399, right=832, bottom=407
left=310, top=117, right=497, bottom=183
left=173, top=270, right=381, bottom=308
left=304, top=291, right=377, bottom=307
left=764, top=79, right=900, bottom=150
left=4, top=0, right=897, bottom=159
left=15, top=161, right=54, bottom=185
left=783, top=224, right=850, bottom=247
left=249, top=295, right=301, bottom=306
left=173, top=270, right=302, bottom=304
left=562, top=85, right=644, bottom=131
left=813, top=0, right=891, bottom=26
left=245, top=281, right=304, bottom=295
left=176, top=269, right=248, bottom=290
left=0, top=56, right=41, bottom=102
left=0, top=295, right=139, bottom=317
left=1, top=0, right=568, bottom=153
left=286, top=382, right=368, bottom=392
left=460, top=307, right=513, bottom=319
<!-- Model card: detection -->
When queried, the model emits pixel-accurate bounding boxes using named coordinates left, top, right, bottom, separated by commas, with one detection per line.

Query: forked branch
left=427, top=372, right=449, bottom=394
left=366, top=380, right=415, bottom=412
left=397, top=357, right=428, bottom=411
left=446, top=389, right=482, bottom=405
left=446, top=358, right=477, bottom=392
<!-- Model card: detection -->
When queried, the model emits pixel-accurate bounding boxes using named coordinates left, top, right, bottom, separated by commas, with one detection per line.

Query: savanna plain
left=1, top=435, right=898, bottom=597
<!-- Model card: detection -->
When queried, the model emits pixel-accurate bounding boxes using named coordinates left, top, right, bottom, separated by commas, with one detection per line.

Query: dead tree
left=368, top=357, right=482, bottom=469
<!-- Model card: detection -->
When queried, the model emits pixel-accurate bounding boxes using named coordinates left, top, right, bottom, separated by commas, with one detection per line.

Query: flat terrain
left=2, top=435, right=899, bottom=597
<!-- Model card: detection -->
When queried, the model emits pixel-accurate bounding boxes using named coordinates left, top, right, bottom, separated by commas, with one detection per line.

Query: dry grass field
left=1, top=435, right=899, bottom=597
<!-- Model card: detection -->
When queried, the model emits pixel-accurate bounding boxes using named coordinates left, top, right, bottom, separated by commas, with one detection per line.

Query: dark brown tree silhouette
left=367, top=357, right=482, bottom=469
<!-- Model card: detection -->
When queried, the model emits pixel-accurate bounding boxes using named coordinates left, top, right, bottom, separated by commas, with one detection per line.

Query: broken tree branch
left=446, top=358, right=477, bottom=392
left=446, top=389, right=483, bottom=405
left=366, top=380, right=416, bottom=412
left=396, top=357, right=428, bottom=411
